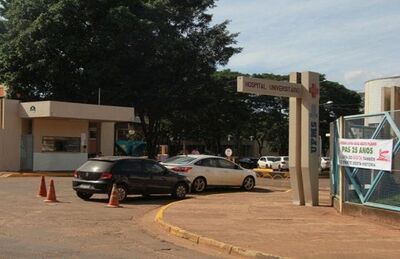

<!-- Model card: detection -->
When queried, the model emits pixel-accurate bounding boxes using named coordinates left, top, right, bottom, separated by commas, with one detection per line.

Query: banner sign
left=237, top=76, right=302, bottom=98
left=338, top=138, right=393, bottom=171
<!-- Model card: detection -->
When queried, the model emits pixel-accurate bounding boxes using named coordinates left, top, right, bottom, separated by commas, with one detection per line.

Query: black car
left=72, top=156, right=191, bottom=202
left=238, top=157, right=259, bottom=169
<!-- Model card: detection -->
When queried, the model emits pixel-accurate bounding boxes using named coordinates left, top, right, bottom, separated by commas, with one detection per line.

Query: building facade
left=0, top=97, right=134, bottom=171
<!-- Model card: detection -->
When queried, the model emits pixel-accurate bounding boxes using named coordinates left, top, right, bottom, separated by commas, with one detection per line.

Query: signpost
left=225, top=148, right=233, bottom=160
left=237, top=72, right=320, bottom=206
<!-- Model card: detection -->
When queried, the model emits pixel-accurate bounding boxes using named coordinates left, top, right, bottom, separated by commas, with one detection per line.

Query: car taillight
left=100, top=172, right=113, bottom=179
left=73, top=170, right=78, bottom=178
left=171, top=167, right=192, bottom=173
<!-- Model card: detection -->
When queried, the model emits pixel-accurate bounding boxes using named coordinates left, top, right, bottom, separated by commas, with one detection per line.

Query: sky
left=209, top=0, right=400, bottom=91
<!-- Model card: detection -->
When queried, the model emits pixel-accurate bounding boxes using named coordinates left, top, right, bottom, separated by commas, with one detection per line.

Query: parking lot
left=0, top=177, right=220, bottom=259
left=0, top=175, right=338, bottom=258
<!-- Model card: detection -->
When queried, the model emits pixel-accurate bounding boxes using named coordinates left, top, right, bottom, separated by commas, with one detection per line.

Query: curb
left=155, top=200, right=285, bottom=259
left=0, top=172, right=73, bottom=178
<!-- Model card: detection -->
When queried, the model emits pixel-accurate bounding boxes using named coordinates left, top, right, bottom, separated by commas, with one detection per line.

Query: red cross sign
left=309, top=83, right=319, bottom=98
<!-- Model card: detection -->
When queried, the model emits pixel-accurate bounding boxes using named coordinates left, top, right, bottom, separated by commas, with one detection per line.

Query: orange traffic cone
left=107, top=184, right=122, bottom=208
left=37, top=176, right=47, bottom=197
left=44, top=179, right=58, bottom=203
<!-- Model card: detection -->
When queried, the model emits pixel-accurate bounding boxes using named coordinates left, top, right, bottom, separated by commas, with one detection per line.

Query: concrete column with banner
left=237, top=72, right=320, bottom=206
left=289, top=72, right=304, bottom=205
left=300, top=71, right=320, bottom=206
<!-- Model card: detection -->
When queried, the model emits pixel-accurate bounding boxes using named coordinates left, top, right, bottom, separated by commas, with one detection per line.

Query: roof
left=365, top=75, right=400, bottom=84
left=19, top=100, right=134, bottom=122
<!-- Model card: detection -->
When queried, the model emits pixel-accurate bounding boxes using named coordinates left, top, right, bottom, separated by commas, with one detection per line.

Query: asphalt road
left=0, top=176, right=330, bottom=258
left=0, top=177, right=218, bottom=259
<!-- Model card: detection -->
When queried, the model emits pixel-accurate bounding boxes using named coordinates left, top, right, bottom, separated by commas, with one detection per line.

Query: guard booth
left=0, top=97, right=135, bottom=172
left=331, top=111, right=400, bottom=215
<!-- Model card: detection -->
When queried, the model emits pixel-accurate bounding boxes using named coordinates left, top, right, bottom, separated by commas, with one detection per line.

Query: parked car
left=72, top=156, right=191, bottom=202
left=271, top=156, right=289, bottom=171
left=320, top=157, right=331, bottom=170
left=238, top=157, right=259, bottom=169
left=257, top=156, right=280, bottom=168
left=161, top=155, right=257, bottom=193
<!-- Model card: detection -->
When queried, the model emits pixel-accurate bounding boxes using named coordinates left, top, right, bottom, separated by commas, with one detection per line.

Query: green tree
left=0, top=0, right=240, bottom=158
left=166, top=69, right=251, bottom=156
left=319, top=75, right=361, bottom=155
left=245, top=73, right=289, bottom=156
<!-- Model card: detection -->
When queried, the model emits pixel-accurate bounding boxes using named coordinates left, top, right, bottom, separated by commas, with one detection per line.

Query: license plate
left=79, top=184, right=91, bottom=189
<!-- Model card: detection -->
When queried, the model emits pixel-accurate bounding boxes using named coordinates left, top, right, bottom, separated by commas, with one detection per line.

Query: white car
left=257, top=156, right=280, bottom=168
left=271, top=156, right=289, bottom=171
left=161, top=155, right=257, bottom=193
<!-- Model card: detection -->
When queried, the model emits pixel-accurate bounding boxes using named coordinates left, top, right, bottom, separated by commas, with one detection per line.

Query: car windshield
left=268, top=157, right=280, bottom=162
left=163, top=156, right=197, bottom=164
left=283, top=157, right=288, bottom=161
left=77, top=160, right=113, bottom=172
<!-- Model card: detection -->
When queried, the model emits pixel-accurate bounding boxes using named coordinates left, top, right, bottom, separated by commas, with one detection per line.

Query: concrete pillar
left=300, top=71, right=320, bottom=206
left=100, top=122, right=115, bottom=156
left=338, top=116, right=345, bottom=213
left=289, top=72, right=305, bottom=205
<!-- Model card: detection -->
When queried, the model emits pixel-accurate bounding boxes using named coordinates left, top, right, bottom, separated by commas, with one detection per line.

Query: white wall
left=33, top=152, right=88, bottom=171
left=365, top=77, right=400, bottom=114
left=31, top=119, right=89, bottom=171
left=0, top=100, right=21, bottom=171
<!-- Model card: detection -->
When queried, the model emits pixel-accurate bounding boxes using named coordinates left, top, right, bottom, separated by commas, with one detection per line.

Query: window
left=78, top=160, right=113, bottom=172
left=163, top=156, right=196, bottom=164
left=143, top=161, right=165, bottom=174
left=217, top=159, right=237, bottom=169
left=42, top=136, right=80, bottom=152
left=195, top=158, right=219, bottom=168
left=89, top=128, right=97, bottom=139
left=113, top=160, right=142, bottom=175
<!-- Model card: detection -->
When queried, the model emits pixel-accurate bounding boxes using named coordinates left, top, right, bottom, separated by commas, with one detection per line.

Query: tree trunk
left=138, top=111, right=159, bottom=159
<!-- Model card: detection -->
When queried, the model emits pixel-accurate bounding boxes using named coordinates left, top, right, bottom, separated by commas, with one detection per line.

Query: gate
left=331, top=111, right=400, bottom=212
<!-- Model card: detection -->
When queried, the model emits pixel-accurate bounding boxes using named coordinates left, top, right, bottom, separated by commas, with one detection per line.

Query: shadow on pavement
left=83, top=187, right=272, bottom=205
left=191, top=186, right=272, bottom=196
left=86, top=195, right=195, bottom=206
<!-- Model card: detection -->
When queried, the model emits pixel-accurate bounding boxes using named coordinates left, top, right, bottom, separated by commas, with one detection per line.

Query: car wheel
left=109, top=184, right=128, bottom=202
left=76, top=191, right=93, bottom=200
left=192, top=177, right=207, bottom=193
left=172, top=183, right=187, bottom=199
left=242, top=176, right=255, bottom=191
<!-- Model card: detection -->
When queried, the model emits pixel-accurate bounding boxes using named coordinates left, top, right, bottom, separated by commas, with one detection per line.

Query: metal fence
left=331, top=111, right=400, bottom=212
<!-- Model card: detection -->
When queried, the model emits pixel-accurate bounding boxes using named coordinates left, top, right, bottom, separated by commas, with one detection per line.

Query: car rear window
left=268, top=157, right=280, bottom=162
left=283, top=157, right=288, bottom=161
left=77, top=160, right=114, bottom=172
left=163, top=156, right=196, bottom=164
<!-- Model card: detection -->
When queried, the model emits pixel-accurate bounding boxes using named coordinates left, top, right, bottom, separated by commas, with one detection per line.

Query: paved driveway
left=0, top=177, right=217, bottom=259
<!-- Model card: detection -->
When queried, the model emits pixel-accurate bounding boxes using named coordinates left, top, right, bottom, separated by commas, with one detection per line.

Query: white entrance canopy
left=19, top=101, right=134, bottom=122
